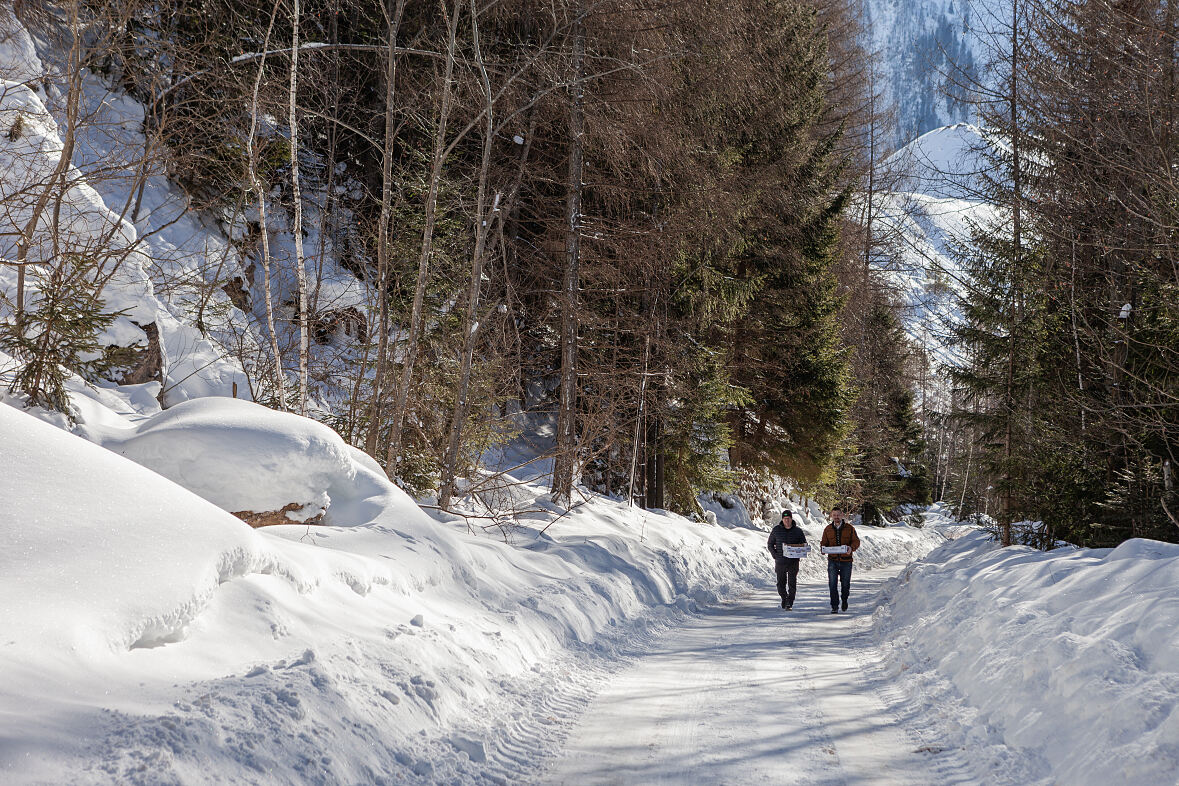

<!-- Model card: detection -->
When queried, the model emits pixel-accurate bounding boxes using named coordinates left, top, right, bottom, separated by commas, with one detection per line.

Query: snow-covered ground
left=0, top=389, right=945, bottom=784
left=536, top=515, right=1179, bottom=786
left=3, top=7, right=1177, bottom=785
left=0, top=4, right=252, bottom=404
left=875, top=531, right=1179, bottom=785
left=544, top=568, right=959, bottom=786
left=0, top=4, right=377, bottom=412
left=5, top=375, right=1179, bottom=785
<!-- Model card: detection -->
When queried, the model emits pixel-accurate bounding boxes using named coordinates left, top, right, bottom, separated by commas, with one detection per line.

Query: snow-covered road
left=542, top=568, right=968, bottom=786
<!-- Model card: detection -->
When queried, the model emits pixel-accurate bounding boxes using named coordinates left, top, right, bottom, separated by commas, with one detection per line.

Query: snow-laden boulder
left=107, top=397, right=357, bottom=524
left=0, top=7, right=252, bottom=405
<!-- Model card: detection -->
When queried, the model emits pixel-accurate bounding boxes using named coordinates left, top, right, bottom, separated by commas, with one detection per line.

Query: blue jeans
left=828, top=560, right=852, bottom=609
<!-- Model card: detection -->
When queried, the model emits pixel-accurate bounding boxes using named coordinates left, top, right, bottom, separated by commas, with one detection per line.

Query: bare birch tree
left=245, top=0, right=287, bottom=410
left=288, top=0, right=310, bottom=414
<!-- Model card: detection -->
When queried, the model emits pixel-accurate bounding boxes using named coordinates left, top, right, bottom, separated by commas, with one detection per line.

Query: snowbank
left=876, top=530, right=1179, bottom=785
left=0, top=403, right=273, bottom=658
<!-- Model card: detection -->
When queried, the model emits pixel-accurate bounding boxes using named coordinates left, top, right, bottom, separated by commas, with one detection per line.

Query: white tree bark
left=13, top=0, right=82, bottom=336
left=289, top=0, right=310, bottom=415
left=246, top=0, right=287, bottom=410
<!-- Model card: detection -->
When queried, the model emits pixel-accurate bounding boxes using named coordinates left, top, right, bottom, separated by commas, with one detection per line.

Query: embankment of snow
left=0, top=403, right=276, bottom=659
left=875, top=530, right=1179, bottom=785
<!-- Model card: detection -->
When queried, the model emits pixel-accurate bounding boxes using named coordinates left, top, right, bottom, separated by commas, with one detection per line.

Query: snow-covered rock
left=105, top=397, right=355, bottom=523
left=0, top=8, right=253, bottom=406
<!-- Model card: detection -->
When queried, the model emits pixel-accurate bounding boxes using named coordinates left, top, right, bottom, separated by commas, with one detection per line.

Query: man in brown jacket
left=820, top=505, right=861, bottom=613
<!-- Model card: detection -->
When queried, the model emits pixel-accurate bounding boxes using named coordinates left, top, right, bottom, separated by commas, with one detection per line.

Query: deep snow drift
left=5, top=387, right=1179, bottom=785
left=875, top=530, right=1179, bottom=785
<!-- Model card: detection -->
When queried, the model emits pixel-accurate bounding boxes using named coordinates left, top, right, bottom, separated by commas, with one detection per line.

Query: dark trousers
left=775, top=558, right=799, bottom=603
left=828, top=560, right=852, bottom=609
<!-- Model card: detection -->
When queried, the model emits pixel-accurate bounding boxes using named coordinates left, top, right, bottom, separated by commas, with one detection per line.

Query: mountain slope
left=865, top=0, right=993, bottom=150
left=870, top=123, right=1002, bottom=363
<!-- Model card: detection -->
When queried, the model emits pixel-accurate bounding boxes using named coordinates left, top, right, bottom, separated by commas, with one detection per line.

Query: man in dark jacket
left=767, top=510, right=807, bottom=609
left=820, top=505, right=861, bottom=613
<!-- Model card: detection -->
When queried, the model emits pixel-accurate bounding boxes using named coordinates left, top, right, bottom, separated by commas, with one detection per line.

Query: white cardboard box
left=822, top=545, right=850, bottom=555
left=783, top=545, right=811, bottom=558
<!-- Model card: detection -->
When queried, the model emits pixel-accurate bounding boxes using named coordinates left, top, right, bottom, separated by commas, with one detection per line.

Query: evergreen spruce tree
left=1, top=257, right=124, bottom=420
left=844, top=297, right=930, bottom=523
left=688, top=1, right=856, bottom=484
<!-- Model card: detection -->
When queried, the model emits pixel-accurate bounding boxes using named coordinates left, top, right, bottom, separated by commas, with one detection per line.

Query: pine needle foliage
left=1, top=258, right=124, bottom=420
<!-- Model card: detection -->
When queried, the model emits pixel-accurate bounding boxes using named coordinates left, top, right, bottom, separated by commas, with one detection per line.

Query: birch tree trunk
left=1001, top=0, right=1021, bottom=547
left=626, top=333, right=651, bottom=506
left=246, top=0, right=286, bottom=410
left=289, top=0, right=310, bottom=415
left=14, top=0, right=83, bottom=336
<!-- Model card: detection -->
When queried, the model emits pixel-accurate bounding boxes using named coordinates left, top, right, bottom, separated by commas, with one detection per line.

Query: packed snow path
left=542, top=568, right=969, bottom=785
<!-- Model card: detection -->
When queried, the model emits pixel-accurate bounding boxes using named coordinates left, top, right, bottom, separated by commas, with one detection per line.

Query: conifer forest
left=1, top=0, right=1177, bottom=546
